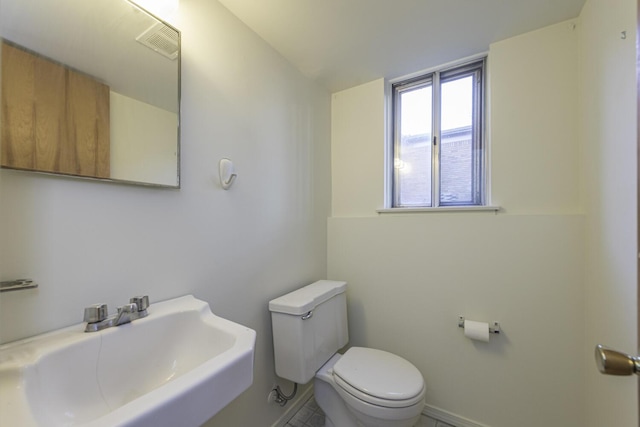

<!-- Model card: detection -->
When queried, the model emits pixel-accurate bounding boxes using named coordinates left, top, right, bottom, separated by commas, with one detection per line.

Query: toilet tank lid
left=269, top=280, right=347, bottom=315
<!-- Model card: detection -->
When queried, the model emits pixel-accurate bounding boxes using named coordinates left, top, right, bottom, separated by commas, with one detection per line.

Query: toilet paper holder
left=458, top=316, right=500, bottom=334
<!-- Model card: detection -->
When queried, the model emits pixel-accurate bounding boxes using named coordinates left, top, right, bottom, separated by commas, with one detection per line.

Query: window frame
left=388, top=56, right=487, bottom=209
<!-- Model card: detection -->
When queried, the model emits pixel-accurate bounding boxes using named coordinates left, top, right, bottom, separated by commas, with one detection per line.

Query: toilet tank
left=269, top=280, right=349, bottom=384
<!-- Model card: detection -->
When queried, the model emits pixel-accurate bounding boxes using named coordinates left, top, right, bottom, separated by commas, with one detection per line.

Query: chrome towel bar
left=0, top=279, right=38, bottom=293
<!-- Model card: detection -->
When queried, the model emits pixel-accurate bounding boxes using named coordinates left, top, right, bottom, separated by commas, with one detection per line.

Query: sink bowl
left=0, top=295, right=256, bottom=427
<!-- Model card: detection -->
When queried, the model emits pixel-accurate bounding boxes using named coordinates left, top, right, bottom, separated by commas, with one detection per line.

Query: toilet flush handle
left=301, top=311, right=313, bottom=320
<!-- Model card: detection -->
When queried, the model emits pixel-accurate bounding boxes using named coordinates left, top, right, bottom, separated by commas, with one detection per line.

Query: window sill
left=377, top=206, right=501, bottom=214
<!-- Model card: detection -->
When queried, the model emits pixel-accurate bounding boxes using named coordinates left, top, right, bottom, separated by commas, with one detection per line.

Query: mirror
left=0, top=0, right=180, bottom=187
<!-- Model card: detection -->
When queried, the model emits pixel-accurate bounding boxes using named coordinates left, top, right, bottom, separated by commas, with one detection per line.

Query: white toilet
left=269, top=280, right=425, bottom=427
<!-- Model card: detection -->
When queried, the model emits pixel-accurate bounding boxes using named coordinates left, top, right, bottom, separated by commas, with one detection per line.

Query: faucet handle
left=84, top=304, right=108, bottom=323
left=130, top=295, right=149, bottom=312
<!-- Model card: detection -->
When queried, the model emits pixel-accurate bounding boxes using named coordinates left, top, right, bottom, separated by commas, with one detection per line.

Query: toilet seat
left=332, top=347, right=425, bottom=409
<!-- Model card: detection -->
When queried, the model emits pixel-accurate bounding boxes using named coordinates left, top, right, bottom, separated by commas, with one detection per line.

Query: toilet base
left=314, top=377, right=422, bottom=427
left=314, top=375, right=358, bottom=427
left=314, top=353, right=423, bottom=427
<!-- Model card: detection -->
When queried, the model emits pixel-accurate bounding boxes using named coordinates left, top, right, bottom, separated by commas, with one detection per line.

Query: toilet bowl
left=269, top=280, right=426, bottom=427
left=314, top=348, right=425, bottom=427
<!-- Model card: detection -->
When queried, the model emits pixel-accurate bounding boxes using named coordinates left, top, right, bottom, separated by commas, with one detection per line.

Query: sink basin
left=0, top=295, right=256, bottom=427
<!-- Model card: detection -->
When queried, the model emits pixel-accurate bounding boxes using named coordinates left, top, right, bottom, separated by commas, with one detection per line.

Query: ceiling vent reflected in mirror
left=136, top=22, right=179, bottom=60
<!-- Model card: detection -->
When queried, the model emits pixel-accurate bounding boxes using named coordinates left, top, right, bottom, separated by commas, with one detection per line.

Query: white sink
left=0, top=295, right=256, bottom=427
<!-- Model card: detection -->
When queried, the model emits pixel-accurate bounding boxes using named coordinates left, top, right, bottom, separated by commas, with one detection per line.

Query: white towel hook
left=219, top=158, right=237, bottom=190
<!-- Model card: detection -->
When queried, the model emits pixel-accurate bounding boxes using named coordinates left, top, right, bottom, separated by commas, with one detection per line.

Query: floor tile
left=416, top=416, right=439, bottom=427
left=291, top=406, right=315, bottom=423
left=287, top=395, right=449, bottom=427
left=307, top=412, right=325, bottom=427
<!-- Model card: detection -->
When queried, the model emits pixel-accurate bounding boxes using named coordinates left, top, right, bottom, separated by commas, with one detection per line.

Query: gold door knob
left=595, top=344, right=640, bottom=376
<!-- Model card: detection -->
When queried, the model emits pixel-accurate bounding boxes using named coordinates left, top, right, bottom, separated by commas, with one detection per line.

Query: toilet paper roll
left=464, top=320, right=490, bottom=342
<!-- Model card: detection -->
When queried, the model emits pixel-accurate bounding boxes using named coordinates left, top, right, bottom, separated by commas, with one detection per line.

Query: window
left=391, top=58, right=486, bottom=208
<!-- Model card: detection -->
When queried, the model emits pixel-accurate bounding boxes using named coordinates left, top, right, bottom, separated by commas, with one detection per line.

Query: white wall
left=110, top=92, right=179, bottom=186
left=580, top=0, right=638, bottom=425
left=0, top=0, right=331, bottom=426
left=329, top=20, right=586, bottom=427
left=331, top=79, right=385, bottom=216
left=490, top=22, right=581, bottom=214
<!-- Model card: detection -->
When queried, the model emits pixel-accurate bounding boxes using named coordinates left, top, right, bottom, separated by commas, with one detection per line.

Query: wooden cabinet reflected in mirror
left=2, top=42, right=111, bottom=178
left=0, top=0, right=180, bottom=188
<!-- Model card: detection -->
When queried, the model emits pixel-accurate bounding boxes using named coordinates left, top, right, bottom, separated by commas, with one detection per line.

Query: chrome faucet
left=83, top=295, right=149, bottom=332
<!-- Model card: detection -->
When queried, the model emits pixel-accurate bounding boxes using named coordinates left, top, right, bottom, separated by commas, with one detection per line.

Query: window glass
left=392, top=58, right=485, bottom=208
left=440, top=75, right=473, bottom=204
left=397, top=85, right=432, bottom=206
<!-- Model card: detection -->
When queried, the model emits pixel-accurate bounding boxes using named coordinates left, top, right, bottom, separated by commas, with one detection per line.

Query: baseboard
left=270, top=385, right=314, bottom=427
left=423, top=404, right=491, bottom=427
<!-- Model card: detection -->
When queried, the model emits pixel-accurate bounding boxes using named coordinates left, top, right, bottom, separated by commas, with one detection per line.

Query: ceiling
left=217, top=0, right=586, bottom=93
